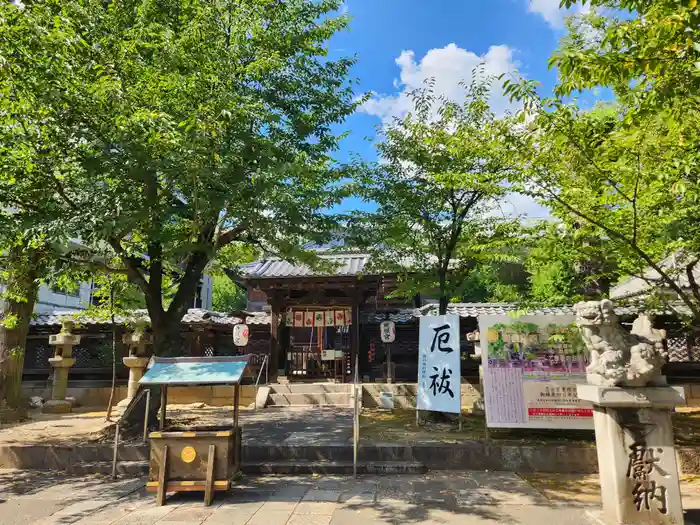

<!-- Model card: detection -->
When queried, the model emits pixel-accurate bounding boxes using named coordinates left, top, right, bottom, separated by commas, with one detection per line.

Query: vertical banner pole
left=353, top=352, right=359, bottom=478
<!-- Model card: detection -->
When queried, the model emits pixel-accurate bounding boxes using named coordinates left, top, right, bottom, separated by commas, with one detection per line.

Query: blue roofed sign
left=139, top=356, right=250, bottom=386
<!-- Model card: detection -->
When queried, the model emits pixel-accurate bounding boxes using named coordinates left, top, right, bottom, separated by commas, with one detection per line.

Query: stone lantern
left=118, top=318, right=152, bottom=407
left=43, top=319, right=81, bottom=413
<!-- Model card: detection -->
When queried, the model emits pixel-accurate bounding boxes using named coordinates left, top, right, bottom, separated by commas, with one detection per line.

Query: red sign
left=527, top=408, right=593, bottom=418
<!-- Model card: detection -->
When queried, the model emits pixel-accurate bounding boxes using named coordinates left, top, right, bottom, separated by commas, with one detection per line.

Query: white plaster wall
left=199, top=274, right=213, bottom=310
left=35, top=282, right=92, bottom=312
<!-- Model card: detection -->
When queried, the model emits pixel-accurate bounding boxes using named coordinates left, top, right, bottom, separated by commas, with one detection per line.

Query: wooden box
left=146, top=427, right=242, bottom=505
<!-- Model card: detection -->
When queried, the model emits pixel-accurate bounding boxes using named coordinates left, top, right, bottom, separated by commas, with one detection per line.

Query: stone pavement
left=0, top=407, right=353, bottom=446
left=1, top=470, right=602, bottom=525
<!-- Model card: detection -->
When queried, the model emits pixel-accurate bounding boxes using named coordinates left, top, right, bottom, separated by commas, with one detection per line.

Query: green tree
left=554, top=0, right=700, bottom=119
left=525, top=223, right=618, bottom=305
left=460, top=262, right=527, bottom=303
left=1, top=0, right=359, bottom=358
left=209, top=242, right=260, bottom=312
left=504, top=95, right=700, bottom=325
left=349, top=77, right=522, bottom=314
left=0, top=0, right=93, bottom=418
left=502, top=0, right=700, bottom=327
left=211, top=274, right=247, bottom=313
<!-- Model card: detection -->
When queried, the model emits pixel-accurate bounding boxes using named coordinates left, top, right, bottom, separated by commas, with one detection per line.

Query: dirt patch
left=522, top=473, right=700, bottom=508
left=360, top=409, right=700, bottom=447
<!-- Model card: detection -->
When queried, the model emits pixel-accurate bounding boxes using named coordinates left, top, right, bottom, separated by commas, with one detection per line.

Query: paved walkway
left=0, top=407, right=353, bottom=446
left=0, top=470, right=606, bottom=525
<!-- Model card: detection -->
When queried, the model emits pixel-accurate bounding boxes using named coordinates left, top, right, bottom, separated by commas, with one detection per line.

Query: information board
left=479, top=314, right=593, bottom=429
left=417, top=314, right=461, bottom=414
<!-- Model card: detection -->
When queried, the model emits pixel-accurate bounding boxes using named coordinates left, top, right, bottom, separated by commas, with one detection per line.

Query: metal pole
left=143, top=389, right=151, bottom=444
left=353, top=353, right=359, bottom=478
left=112, top=422, right=120, bottom=480
left=386, top=343, right=392, bottom=384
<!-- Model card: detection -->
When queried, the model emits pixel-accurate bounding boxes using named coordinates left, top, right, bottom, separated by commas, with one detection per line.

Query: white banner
left=417, top=314, right=461, bottom=414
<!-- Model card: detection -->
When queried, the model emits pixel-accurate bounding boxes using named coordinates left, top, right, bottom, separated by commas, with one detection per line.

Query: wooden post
left=159, top=386, right=168, bottom=431
left=233, top=384, right=240, bottom=428
left=269, top=298, right=281, bottom=382
left=350, top=299, right=360, bottom=383
left=156, top=445, right=169, bottom=506
left=204, top=444, right=216, bottom=506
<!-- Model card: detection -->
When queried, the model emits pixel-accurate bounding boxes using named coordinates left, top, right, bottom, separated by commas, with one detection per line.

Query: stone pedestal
left=118, top=356, right=151, bottom=407
left=43, top=322, right=81, bottom=414
left=117, top=323, right=152, bottom=407
left=577, top=384, right=686, bottom=525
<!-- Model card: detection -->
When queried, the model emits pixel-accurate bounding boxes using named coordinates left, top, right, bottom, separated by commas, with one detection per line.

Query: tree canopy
left=493, top=0, right=700, bottom=310
left=349, top=77, right=522, bottom=314
left=0, top=0, right=359, bottom=355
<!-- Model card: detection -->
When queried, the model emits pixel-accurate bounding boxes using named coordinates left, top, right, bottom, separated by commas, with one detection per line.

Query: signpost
left=380, top=320, right=396, bottom=383
left=479, top=314, right=593, bottom=430
left=417, top=315, right=461, bottom=418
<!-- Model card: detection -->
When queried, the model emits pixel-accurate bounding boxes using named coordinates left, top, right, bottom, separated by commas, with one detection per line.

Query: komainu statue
left=574, top=299, right=668, bottom=387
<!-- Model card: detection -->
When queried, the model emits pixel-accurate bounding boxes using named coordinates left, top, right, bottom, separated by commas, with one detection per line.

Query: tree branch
left=686, top=259, right=700, bottom=306
left=216, top=220, right=250, bottom=248
left=532, top=179, right=700, bottom=319
left=108, top=237, right=150, bottom=294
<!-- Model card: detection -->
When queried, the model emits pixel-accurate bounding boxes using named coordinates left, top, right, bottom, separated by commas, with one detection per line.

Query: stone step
left=242, top=460, right=426, bottom=475
left=267, top=393, right=351, bottom=407
left=269, top=383, right=350, bottom=395
left=0, top=444, right=149, bottom=469
left=244, top=445, right=354, bottom=463
left=68, top=460, right=149, bottom=477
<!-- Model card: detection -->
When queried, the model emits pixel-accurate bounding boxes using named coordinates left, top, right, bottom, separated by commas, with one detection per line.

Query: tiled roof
left=611, top=252, right=700, bottom=300
left=418, top=303, right=577, bottom=318
left=245, top=312, right=272, bottom=325
left=362, top=310, right=416, bottom=324
left=418, top=302, right=684, bottom=318
left=241, top=252, right=372, bottom=279
left=30, top=308, right=243, bottom=327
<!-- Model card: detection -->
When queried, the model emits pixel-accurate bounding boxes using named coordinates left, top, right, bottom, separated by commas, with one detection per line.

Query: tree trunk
left=438, top=267, right=448, bottom=316
left=120, top=309, right=186, bottom=434
left=0, top=245, right=41, bottom=422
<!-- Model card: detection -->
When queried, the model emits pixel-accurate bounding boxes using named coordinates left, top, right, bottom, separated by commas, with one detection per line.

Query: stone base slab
left=3, top=440, right=700, bottom=475
left=577, top=384, right=686, bottom=408
left=41, top=400, right=72, bottom=414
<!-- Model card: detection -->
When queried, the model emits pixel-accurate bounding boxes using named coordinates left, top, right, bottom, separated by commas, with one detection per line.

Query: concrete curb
left=2, top=441, right=698, bottom=475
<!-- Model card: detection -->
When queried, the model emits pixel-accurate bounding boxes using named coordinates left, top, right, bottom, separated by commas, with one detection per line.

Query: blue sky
left=328, top=0, right=591, bottom=217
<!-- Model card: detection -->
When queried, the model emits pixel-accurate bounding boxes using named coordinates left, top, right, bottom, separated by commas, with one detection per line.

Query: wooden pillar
left=159, top=386, right=168, bottom=431
left=269, top=294, right=281, bottom=382
left=350, top=298, right=360, bottom=383
left=233, top=383, right=240, bottom=428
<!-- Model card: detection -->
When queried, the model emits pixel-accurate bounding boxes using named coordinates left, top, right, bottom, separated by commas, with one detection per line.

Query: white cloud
left=527, top=0, right=589, bottom=29
left=497, top=193, right=551, bottom=219
left=360, top=43, right=520, bottom=124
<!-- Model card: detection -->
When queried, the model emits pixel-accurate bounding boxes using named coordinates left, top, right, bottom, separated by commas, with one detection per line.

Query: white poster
left=417, top=314, right=461, bottom=414
left=479, top=314, right=593, bottom=430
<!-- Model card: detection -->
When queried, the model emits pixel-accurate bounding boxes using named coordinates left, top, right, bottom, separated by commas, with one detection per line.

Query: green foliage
left=460, top=262, right=527, bottom=303
left=348, top=75, right=523, bottom=313
left=554, top=0, right=700, bottom=119
left=211, top=274, right=247, bottom=313
left=501, top=1, right=700, bottom=327
left=524, top=222, right=619, bottom=305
